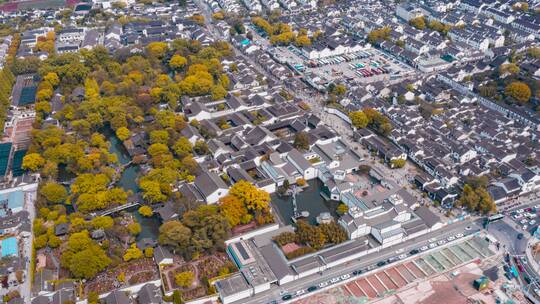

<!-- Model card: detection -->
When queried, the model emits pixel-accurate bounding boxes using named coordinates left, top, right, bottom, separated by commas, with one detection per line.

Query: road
left=487, top=220, right=528, bottom=255
left=488, top=217, right=540, bottom=302
left=233, top=219, right=480, bottom=304
left=22, top=190, right=36, bottom=303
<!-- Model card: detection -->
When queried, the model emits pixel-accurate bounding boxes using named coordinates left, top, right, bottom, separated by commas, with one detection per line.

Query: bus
left=487, top=214, right=504, bottom=223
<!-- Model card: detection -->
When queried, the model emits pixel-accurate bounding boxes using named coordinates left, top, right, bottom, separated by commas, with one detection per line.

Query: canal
left=271, top=179, right=340, bottom=225
left=104, top=127, right=160, bottom=241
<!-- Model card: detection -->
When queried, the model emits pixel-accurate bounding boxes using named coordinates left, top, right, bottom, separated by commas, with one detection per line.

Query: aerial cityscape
left=0, top=0, right=538, bottom=303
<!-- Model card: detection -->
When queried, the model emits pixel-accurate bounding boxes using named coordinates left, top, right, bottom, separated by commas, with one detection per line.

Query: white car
left=535, top=204, right=540, bottom=209
left=420, top=246, right=428, bottom=251
left=523, top=225, right=528, bottom=230
left=330, top=277, right=340, bottom=283
left=521, top=219, right=528, bottom=224
left=341, top=274, right=350, bottom=280
left=296, top=290, right=305, bottom=296
left=279, top=290, right=288, bottom=296
left=455, top=233, right=464, bottom=238
left=395, top=248, right=404, bottom=254
left=518, top=209, right=525, bottom=213
left=429, top=243, right=436, bottom=249
left=428, top=238, right=437, bottom=243
left=447, top=236, right=456, bottom=242
left=398, top=254, right=407, bottom=260
left=529, top=220, right=536, bottom=225
left=318, top=282, right=328, bottom=288
left=437, top=240, right=446, bottom=246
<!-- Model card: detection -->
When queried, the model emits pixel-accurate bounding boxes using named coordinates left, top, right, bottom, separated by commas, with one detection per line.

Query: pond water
left=271, top=179, right=340, bottom=225
left=103, top=127, right=160, bottom=241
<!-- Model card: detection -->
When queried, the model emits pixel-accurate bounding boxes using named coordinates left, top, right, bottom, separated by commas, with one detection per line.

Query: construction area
left=294, top=236, right=525, bottom=304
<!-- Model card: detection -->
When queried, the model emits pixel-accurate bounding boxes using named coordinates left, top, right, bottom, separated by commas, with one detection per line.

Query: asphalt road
left=487, top=220, right=528, bottom=255
left=233, top=219, right=481, bottom=304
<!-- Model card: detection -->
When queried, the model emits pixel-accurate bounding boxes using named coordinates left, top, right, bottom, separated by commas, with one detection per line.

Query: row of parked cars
left=511, top=205, right=540, bottom=232
left=354, top=67, right=389, bottom=78
left=277, top=232, right=466, bottom=302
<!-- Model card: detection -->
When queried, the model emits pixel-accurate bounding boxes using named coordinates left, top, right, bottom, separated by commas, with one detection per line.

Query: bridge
left=94, top=201, right=140, bottom=217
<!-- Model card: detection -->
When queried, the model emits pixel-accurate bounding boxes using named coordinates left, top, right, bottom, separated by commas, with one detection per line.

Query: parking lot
left=281, top=235, right=492, bottom=303
left=507, top=204, right=540, bottom=235
left=268, top=45, right=414, bottom=85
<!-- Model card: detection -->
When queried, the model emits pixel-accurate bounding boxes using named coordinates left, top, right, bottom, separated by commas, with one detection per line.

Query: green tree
left=40, top=182, right=67, bottom=203
left=43, top=72, right=60, bottom=87
left=147, top=42, right=169, bottom=59
left=169, top=55, right=188, bottom=71
left=294, top=35, right=311, bottom=47
left=138, top=205, right=153, bottom=217
left=91, top=216, right=114, bottom=230
left=211, top=85, right=227, bottom=100
left=193, top=140, right=209, bottom=155
left=293, top=131, right=309, bottom=150
left=150, top=130, right=169, bottom=144
left=367, top=27, right=391, bottom=44
left=409, top=16, right=426, bottom=29
left=219, top=195, right=250, bottom=227
left=229, top=180, right=271, bottom=212
left=158, top=220, right=192, bottom=253
left=87, top=291, right=99, bottom=304
left=173, top=137, right=193, bottom=158
left=60, top=230, right=111, bottom=279
left=336, top=203, right=348, bottom=215
left=457, top=184, right=479, bottom=211
left=390, top=159, right=406, bottom=168
left=175, top=271, right=194, bottom=287
left=144, top=247, right=154, bottom=258
left=319, top=222, right=347, bottom=244
left=140, top=180, right=168, bottom=203
left=116, top=127, right=130, bottom=141
left=127, top=222, right=141, bottom=236
left=527, top=47, right=540, bottom=59
left=22, top=153, right=45, bottom=171
left=499, top=63, right=520, bottom=75
left=296, top=220, right=326, bottom=250
left=123, top=243, right=143, bottom=262
left=505, top=81, right=531, bottom=103
left=349, top=111, right=368, bottom=129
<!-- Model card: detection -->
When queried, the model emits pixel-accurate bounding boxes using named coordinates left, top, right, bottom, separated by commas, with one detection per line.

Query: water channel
left=103, top=127, right=160, bottom=241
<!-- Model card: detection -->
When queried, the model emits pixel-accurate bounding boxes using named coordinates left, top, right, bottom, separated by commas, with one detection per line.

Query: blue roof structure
left=0, top=142, right=12, bottom=176
left=18, top=86, right=37, bottom=105
left=1, top=190, right=24, bottom=211
left=1, top=237, right=18, bottom=257
left=11, top=150, right=27, bottom=177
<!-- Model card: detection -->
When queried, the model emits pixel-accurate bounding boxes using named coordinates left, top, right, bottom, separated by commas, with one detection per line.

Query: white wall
left=225, top=223, right=280, bottom=245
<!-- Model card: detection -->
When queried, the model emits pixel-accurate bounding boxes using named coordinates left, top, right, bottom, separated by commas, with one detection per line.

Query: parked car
left=410, top=249, right=419, bottom=255
left=341, top=274, right=350, bottom=280
left=296, top=290, right=305, bottom=296
left=282, top=295, right=292, bottom=301
left=376, top=261, right=387, bottom=267
left=420, top=246, right=428, bottom=251
left=318, top=282, right=328, bottom=288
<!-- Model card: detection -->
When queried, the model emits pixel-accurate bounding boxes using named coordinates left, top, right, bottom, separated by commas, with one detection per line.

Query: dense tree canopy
left=60, top=230, right=111, bottom=279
